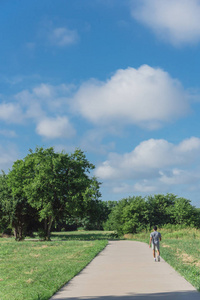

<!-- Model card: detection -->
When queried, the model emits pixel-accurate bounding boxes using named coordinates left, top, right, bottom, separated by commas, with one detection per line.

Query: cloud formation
left=14, top=83, right=76, bottom=139
left=36, top=116, right=76, bottom=139
left=0, top=65, right=192, bottom=143
left=95, top=137, right=200, bottom=187
left=0, top=103, right=24, bottom=123
left=159, top=168, right=200, bottom=185
left=72, top=65, right=189, bottom=129
left=131, top=0, right=200, bottom=45
left=16, top=83, right=74, bottom=110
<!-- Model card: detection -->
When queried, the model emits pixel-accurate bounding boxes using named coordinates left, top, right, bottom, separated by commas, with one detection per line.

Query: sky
left=1, top=0, right=200, bottom=207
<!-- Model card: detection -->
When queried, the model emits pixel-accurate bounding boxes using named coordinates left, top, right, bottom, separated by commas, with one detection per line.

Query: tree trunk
left=18, top=224, right=23, bottom=241
left=43, top=217, right=54, bottom=241
left=13, top=227, right=18, bottom=240
left=46, top=216, right=54, bottom=241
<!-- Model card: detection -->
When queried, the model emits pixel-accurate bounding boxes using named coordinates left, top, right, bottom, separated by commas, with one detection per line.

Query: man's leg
left=153, top=249, right=155, bottom=258
left=152, top=247, right=156, bottom=261
left=157, top=249, right=160, bottom=261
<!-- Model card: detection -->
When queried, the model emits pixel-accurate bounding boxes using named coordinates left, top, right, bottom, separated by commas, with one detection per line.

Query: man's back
left=150, top=231, right=161, bottom=245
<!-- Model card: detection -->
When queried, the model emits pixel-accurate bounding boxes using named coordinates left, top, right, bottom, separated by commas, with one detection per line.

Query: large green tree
left=0, top=147, right=101, bottom=240
left=22, top=147, right=99, bottom=240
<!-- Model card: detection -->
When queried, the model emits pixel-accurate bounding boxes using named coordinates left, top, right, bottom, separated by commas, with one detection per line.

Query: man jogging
left=149, top=226, right=161, bottom=262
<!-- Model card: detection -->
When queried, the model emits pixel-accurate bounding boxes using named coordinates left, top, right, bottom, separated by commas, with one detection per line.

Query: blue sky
left=1, top=0, right=200, bottom=207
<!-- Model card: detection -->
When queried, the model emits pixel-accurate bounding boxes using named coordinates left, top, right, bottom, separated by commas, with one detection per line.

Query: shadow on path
left=52, top=290, right=200, bottom=300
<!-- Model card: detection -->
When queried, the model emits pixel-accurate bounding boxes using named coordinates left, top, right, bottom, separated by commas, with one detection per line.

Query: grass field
left=0, top=231, right=113, bottom=300
left=126, top=226, right=200, bottom=291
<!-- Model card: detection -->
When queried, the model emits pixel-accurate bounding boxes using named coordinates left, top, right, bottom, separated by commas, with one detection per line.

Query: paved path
left=50, top=241, right=200, bottom=300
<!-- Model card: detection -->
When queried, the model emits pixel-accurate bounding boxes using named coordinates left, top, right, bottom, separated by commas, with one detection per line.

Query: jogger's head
left=153, top=225, right=157, bottom=231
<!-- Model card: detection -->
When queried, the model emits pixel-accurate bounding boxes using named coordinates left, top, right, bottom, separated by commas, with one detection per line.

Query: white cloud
left=95, top=137, right=200, bottom=200
left=48, top=27, right=79, bottom=47
left=36, top=116, right=76, bottom=139
left=33, top=83, right=54, bottom=98
left=0, top=103, right=24, bottom=123
left=72, top=65, right=189, bottom=129
left=159, top=169, right=200, bottom=185
left=16, top=83, right=75, bottom=110
left=14, top=89, right=46, bottom=121
left=131, top=0, right=200, bottom=45
left=13, top=83, right=77, bottom=141
left=133, top=182, right=157, bottom=193
left=95, top=137, right=200, bottom=181
left=112, top=181, right=156, bottom=194
left=176, top=136, right=200, bottom=152
left=14, top=83, right=75, bottom=123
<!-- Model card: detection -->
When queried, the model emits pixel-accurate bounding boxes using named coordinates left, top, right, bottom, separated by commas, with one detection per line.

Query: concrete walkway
left=50, top=241, right=200, bottom=300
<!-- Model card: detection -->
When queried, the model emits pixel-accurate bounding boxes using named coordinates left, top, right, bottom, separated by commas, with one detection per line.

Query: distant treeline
left=104, top=194, right=200, bottom=234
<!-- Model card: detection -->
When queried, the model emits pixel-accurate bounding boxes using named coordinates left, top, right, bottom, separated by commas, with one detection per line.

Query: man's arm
left=149, top=236, right=152, bottom=248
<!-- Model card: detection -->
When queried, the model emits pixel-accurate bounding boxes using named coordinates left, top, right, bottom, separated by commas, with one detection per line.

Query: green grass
left=161, top=239, right=200, bottom=290
left=50, top=230, right=118, bottom=241
left=0, top=231, right=109, bottom=300
left=126, top=227, right=200, bottom=291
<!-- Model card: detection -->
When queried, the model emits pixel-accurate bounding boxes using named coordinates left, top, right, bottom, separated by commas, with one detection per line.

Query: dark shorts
left=152, top=243, right=160, bottom=251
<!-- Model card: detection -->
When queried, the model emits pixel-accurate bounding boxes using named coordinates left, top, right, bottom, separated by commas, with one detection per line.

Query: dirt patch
left=26, top=278, right=34, bottom=284
left=33, top=245, right=48, bottom=250
left=30, top=253, right=40, bottom=258
left=162, top=244, right=171, bottom=248
left=25, top=269, right=34, bottom=275
left=195, top=261, right=200, bottom=267
left=181, top=252, right=195, bottom=264
left=124, top=234, right=134, bottom=239
left=176, top=250, right=200, bottom=268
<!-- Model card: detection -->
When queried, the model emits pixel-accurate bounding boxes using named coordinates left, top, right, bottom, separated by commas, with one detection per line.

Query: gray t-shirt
left=150, top=231, right=161, bottom=245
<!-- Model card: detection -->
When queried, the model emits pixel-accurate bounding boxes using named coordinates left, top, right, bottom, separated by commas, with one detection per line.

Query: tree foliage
left=104, top=194, right=200, bottom=234
left=0, top=147, right=102, bottom=240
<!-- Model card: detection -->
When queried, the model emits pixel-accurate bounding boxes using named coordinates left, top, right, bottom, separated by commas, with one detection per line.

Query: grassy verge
left=126, top=226, right=200, bottom=291
left=49, top=230, right=118, bottom=241
left=0, top=231, right=109, bottom=300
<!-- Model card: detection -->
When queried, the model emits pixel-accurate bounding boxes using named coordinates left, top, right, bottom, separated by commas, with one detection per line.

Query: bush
left=104, top=194, right=200, bottom=235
